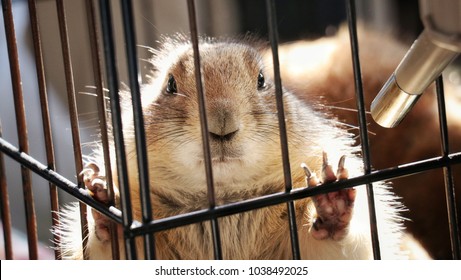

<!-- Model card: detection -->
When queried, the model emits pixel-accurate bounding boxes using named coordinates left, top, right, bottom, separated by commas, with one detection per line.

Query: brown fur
left=58, top=35, right=423, bottom=260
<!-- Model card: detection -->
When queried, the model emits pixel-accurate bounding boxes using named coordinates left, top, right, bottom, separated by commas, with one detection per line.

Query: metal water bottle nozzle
left=371, top=0, right=461, bottom=128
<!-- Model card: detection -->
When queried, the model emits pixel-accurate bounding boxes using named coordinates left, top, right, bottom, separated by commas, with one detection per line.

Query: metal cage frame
left=1, top=0, right=460, bottom=260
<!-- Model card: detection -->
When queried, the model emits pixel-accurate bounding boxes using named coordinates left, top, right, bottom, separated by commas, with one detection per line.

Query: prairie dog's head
left=136, top=37, right=293, bottom=191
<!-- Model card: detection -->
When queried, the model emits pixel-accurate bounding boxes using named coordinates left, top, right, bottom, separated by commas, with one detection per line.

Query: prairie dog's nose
left=208, top=107, right=240, bottom=141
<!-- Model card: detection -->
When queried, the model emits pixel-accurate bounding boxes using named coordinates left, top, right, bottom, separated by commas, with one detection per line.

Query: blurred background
left=1, top=0, right=459, bottom=259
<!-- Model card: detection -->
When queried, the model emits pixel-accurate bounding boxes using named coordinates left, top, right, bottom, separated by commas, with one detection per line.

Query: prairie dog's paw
left=81, top=163, right=110, bottom=203
left=81, top=163, right=112, bottom=242
left=302, top=152, right=356, bottom=241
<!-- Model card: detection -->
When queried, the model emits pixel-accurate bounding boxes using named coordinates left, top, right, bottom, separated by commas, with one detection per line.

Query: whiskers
left=329, top=120, right=376, bottom=139
left=314, top=103, right=377, bottom=137
left=323, top=105, right=371, bottom=114
left=78, top=114, right=104, bottom=130
left=149, top=122, right=196, bottom=150
left=137, top=44, right=156, bottom=53
left=75, top=87, right=110, bottom=148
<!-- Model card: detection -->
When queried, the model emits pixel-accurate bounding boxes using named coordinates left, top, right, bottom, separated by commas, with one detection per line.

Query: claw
left=322, top=152, right=337, bottom=183
left=336, top=155, right=349, bottom=180
left=91, top=178, right=106, bottom=188
left=80, top=163, right=101, bottom=183
left=301, top=163, right=320, bottom=187
left=80, top=162, right=100, bottom=175
left=301, top=163, right=311, bottom=178
left=90, top=178, right=109, bottom=202
left=338, top=155, right=345, bottom=169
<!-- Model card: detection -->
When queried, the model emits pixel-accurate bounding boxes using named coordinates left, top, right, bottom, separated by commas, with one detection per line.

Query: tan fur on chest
left=127, top=172, right=310, bottom=259
left=155, top=203, right=303, bottom=259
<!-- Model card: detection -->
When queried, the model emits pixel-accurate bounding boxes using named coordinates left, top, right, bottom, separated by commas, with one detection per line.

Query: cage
left=0, top=0, right=460, bottom=260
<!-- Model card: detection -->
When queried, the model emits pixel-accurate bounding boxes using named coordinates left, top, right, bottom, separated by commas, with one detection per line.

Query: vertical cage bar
left=186, top=0, right=223, bottom=260
left=1, top=0, right=39, bottom=260
left=345, top=0, right=381, bottom=259
left=435, top=76, right=460, bottom=259
left=85, top=0, right=120, bottom=260
left=27, top=0, right=61, bottom=260
left=265, top=0, right=300, bottom=260
left=55, top=0, right=89, bottom=259
left=0, top=121, right=13, bottom=260
left=98, top=0, right=137, bottom=260
left=119, top=0, right=155, bottom=260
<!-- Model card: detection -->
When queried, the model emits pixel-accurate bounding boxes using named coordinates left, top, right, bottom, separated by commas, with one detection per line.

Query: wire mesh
left=0, top=0, right=459, bottom=260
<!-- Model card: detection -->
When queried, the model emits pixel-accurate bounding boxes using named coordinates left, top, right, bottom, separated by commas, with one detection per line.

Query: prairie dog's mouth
left=210, top=144, right=243, bottom=161
left=211, top=156, right=242, bottom=164
left=197, top=151, right=243, bottom=164
left=194, top=145, right=244, bottom=166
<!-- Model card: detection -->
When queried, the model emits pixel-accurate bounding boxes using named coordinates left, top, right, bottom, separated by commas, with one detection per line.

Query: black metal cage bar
left=27, top=0, right=61, bottom=260
left=119, top=0, right=156, bottom=260
left=2, top=133, right=460, bottom=237
left=345, top=0, right=381, bottom=259
left=0, top=0, right=460, bottom=260
left=187, top=0, right=223, bottom=260
left=84, top=0, right=120, bottom=260
left=55, top=0, right=90, bottom=259
left=435, top=76, right=461, bottom=259
left=0, top=122, right=13, bottom=260
left=1, top=0, right=38, bottom=260
left=98, top=0, right=137, bottom=260
left=265, top=0, right=301, bottom=260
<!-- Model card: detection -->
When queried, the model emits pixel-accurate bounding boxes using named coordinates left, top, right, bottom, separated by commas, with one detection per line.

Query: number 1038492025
left=247, top=266, right=309, bottom=276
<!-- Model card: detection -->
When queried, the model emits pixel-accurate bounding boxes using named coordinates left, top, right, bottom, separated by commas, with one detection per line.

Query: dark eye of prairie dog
left=166, top=74, right=177, bottom=94
left=257, top=70, right=266, bottom=90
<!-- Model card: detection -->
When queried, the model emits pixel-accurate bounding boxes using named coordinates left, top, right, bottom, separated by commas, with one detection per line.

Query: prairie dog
left=57, top=35, right=414, bottom=260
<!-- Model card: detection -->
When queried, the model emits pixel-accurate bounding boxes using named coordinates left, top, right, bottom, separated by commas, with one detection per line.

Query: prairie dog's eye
left=257, top=71, right=266, bottom=90
left=166, top=74, right=177, bottom=94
